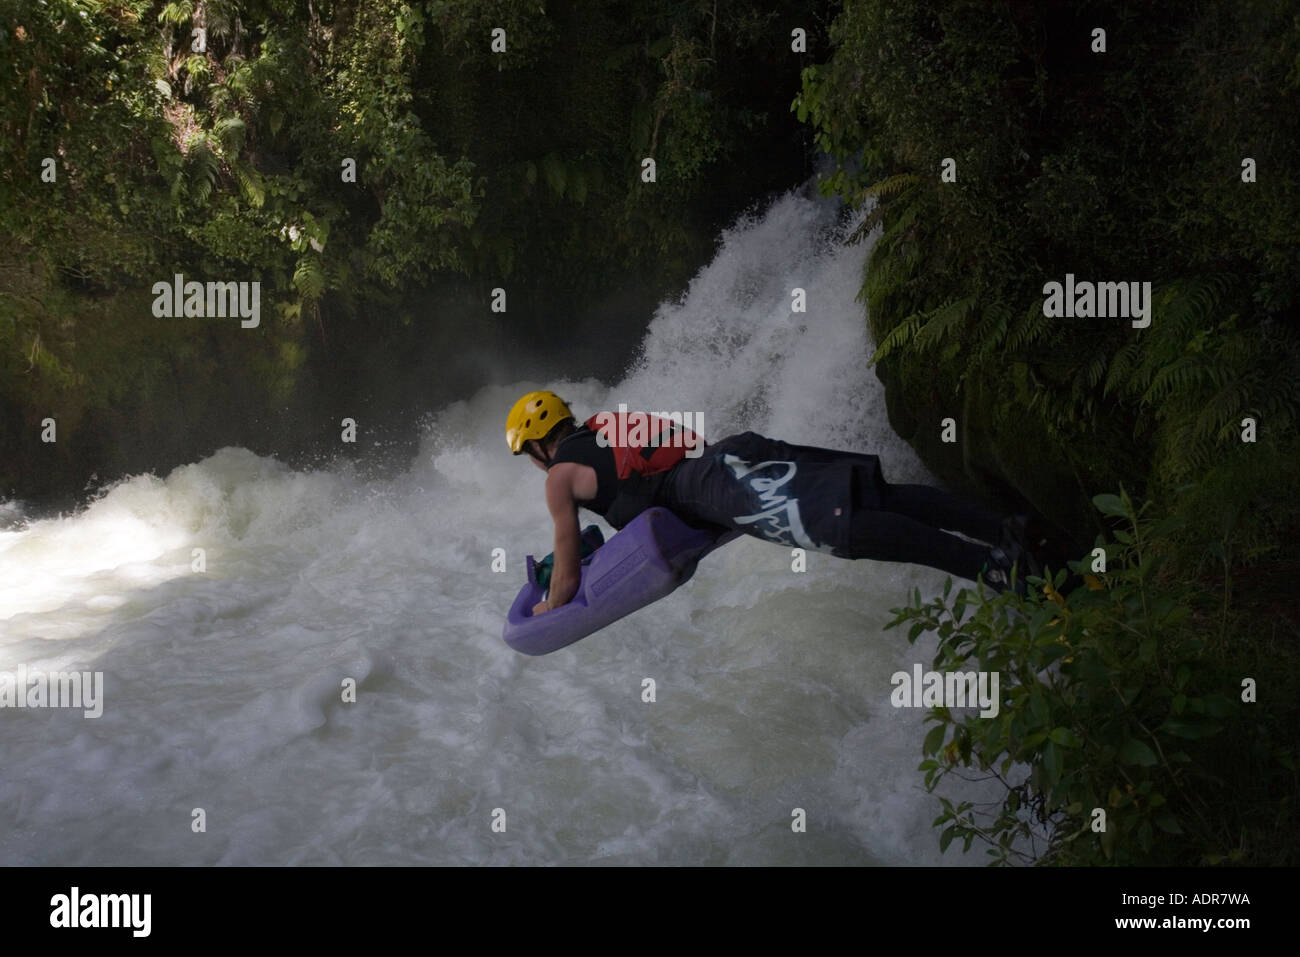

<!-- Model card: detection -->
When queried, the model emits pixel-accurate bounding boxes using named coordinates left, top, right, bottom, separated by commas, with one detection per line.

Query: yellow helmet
left=506, top=390, right=573, bottom=454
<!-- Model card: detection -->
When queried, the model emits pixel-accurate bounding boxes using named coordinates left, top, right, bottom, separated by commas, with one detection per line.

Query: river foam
left=0, top=185, right=1002, bottom=865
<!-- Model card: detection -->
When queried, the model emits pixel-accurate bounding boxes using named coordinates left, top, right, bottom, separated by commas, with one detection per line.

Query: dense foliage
left=797, top=0, right=1300, bottom=540
left=890, top=491, right=1295, bottom=865
left=800, top=0, right=1299, bottom=864
left=1, top=0, right=826, bottom=501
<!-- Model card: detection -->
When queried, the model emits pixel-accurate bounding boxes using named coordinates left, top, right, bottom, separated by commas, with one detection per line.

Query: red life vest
left=584, top=412, right=705, bottom=480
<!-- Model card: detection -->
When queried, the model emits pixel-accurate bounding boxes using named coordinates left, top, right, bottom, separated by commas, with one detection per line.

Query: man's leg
left=837, top=459, right=1022, bottom=584
left=839, top=507, right=994, bottom=583
left=874, top=482, right=1004, bottom=545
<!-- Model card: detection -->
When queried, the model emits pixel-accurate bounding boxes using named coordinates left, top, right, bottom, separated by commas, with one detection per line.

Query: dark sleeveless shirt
left=547, top=426, right=619, bottom=515
left=547, top=425, right=674, bottom=529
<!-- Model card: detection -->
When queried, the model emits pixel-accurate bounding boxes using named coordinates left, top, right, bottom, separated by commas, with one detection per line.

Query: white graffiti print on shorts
left=722, top=454, right=816, bottom=549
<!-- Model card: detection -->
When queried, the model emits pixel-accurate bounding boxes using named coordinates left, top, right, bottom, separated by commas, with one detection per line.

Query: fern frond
left=895, top=198, right=925, bottom=239
left=206, top=0, right=237, bottom=40
left=1132, top=277, right=1230, bottom=389
left=158, top=1, right=195, bottom=26
left=228, top=61, right=257, bottom=96
left=1198, top=382, right=1251, bottom=441
left=1142, top=356, right=1209, bottom=407
left=1084, top=349, right=1108, bottom=389
left=847, top=200, right=887, bottom=246
left=863, top=172, right=920, bottom=199
left=971, top=301, right=1011, bottom=364
left=293, top=256, right=327, bottom=300
left=913, top=295, right=975, bottom=351
left=185, top=141, right=220, bottom=205
left=232, top=162, right=265, bottom=207
left=870, top=310, right=925, bottom=365
left=1104, top=338, right=1141, bottom=396
left=212, top=116, right=246, bottom=155
left=1006, top=299, right=1049, bottom=353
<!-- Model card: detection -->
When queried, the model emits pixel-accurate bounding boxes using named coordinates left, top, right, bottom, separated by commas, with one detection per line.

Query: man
left=506, top=390, right=1040, bottom=614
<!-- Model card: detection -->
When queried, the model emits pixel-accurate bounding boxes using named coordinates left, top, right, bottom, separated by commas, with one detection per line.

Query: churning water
left=0, top=184, right=1001, bottom=865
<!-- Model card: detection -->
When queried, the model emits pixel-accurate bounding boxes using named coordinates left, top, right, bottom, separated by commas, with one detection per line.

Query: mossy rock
left=874, top=354, right=1095, bottom=559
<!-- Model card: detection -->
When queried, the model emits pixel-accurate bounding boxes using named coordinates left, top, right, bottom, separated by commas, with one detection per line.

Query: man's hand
left=546, top=554, right=579, bottom=609
left=531, top=558, right=578, bottom=616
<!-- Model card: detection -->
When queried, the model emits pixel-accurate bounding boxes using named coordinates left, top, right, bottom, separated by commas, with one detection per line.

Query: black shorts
left=655, top=431, right=885, bottom=555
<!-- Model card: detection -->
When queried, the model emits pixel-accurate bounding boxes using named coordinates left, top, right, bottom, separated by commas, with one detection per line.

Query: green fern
left=863, top=172, right=920, bottom=199
left=184, top=141, right=220, bottom=206
left=227, top=61, right=258, bottom=97
left=870, top=310, right=924, bottom=364
left=1197, top=382, right=1251, bottom=440
left=293, top=256, right=326, bottom=300
left=1126, top=277, right=1230, bottom=400
left=847, top=200, right=887, bottom=246
left=861, top=183, right=932, bottom=324
left=1104, top=338, right=1141, bottom=396
left=212, top=116, right=246, bottom=155
left=158, top=1, right=195, bottom=27
left=183, top=55, right=211, bottom=96
left=1142, top=356, right=1210, bottom=407
left=1084, top=349, right=1108, bottom=389
left=970, top=300, right=1011, bottom=366
left=232, top=162, right=265, bottom=208
left=913, top=295, right=975, bottom=352
left=1005, top=298, right=1052, bottom=353
left=205, top=0, right=237, bottom=40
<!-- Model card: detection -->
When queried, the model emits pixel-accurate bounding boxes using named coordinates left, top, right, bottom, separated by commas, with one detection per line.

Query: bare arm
left=535, top=465, right=582, bottom=613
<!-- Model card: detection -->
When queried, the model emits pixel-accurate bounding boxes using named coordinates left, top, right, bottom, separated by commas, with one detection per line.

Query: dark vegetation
left=800, top=0, right=1299, bottom=864
left=1, top=0, right=830, bottom=505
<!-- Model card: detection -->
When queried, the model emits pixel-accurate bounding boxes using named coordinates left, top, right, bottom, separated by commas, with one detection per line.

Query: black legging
left=840, top=480, right=1002, bottom=583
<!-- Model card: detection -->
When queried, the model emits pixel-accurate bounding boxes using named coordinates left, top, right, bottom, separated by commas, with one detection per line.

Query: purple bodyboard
left=503, top=507, right=740, bottom=656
